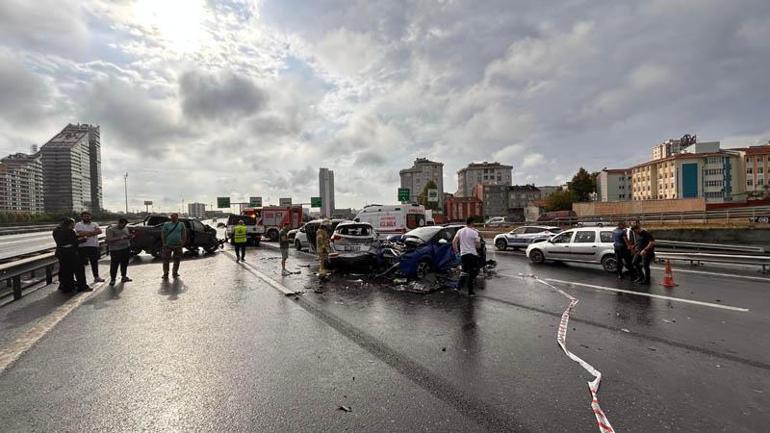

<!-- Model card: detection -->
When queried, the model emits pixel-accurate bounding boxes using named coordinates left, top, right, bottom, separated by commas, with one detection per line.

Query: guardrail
left=656, top=240, right=765, bottom=254
left=656, top=252, right=770, bottom=274
left=0, top=241, right=107, bottom=302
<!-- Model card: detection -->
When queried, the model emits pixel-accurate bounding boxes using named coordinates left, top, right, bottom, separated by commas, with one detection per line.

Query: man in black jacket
left=631, top=223, right=656, bottom=285
left=52, top=218, right=91, bottom=292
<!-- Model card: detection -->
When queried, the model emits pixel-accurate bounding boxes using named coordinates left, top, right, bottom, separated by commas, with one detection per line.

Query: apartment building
left=741, top=144, right=770, bottom=195
left=456, top=161, right=512, bottom=197
left=0, top=152, right=45, bottom=213
left=188, top=202, right=206, bottom=219
left=597, top=169, right=631, bottom=201
left=651, top=139, right=683, bottom=160
left=399, top=158, right=444, bottom=208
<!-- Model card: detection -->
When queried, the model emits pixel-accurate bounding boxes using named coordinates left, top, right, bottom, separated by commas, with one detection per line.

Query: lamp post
left=124, top=172, right=128, bottom=214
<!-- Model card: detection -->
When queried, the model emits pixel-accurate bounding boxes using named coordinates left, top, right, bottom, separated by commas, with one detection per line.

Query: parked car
left=750, top=215, right=770, bottom=224
left=537, top=210, right=576, bottom=223
left=395, top=224, right=486, bottom=278
left=494, top=225, right=561, bottom=251
left=484, top=216, right=507, bottom=227
left=576, top=219, right=609, bottom=227
left=294, top=228, right=310, bottom=251
left=525, top=227, right=617, bottom=273
left=129, top=217, right=223, bottom=258
left=328, top=221, right=379, bottom=268
left=225, top=214, right=262, bottom=246
left=303, top=219, right=348, bottom=254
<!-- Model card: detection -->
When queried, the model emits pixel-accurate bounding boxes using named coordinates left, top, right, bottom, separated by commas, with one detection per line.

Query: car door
left=570, top=230, right=598, bottom=262
left=433, top=228, right=459, bottom=270
left=545, top=230, right=574, bottom=259
left=506, top=227, right=527, bottom=246
left=522, top=226, right=547, bottom=244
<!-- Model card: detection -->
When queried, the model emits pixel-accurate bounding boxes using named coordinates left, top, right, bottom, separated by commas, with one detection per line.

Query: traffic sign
left=143, top=200, right=153, bottom=206
left=310, top=196, right=322, bottom=208
left=398, top=188, right=410, bottom=202
left=427, top=189, right=439, bottom=202
left=217, top=197, right=231, bottom=208
left=249, top=196, right=262, bottom=207
left=279, top=197, right=292, bottom=207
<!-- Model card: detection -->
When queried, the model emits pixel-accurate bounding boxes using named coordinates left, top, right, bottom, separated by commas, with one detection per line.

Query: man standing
left=452, top=217, right=482, bottom=296
left=233, top=219, right=248, bottom=262
left=106, top=218, right=132, bottom=286
left=75, top=211, right=104, bottom=283
left=631, top=223, right=656, bottom=285
left=279, top=222, right=291, bottom=275
left=612, top=221, right=635, bottom=280
left=161, top=213, right=187, bottom=279
left=53, top=218, right=91, bottom=292
left=316, top=221, right=330, bottom=277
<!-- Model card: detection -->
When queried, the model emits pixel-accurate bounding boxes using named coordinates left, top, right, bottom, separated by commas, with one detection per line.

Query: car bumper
left=328, top=251, right=376, bottom=268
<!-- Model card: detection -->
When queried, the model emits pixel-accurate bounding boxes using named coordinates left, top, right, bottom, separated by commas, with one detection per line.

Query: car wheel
left=267, top=229, right=279, bottom=242
left=150, top=245, right=162, bottom=259
left=529, top=249, right=545, bottom=264
left=416, top=259, right=432, bottom=279
left=295, top=239, right=302, bottom=250
left=601, top=255, right=618, bottom=273
left=760, top=216, right=770, bottom=224
left=597, top=222, right=604, bottom=227
left=495, top=239, right=507, bottom=250
left=203, top=244, right=218, bottom=254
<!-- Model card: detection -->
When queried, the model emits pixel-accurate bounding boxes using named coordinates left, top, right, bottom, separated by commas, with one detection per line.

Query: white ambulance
left=355, top=204, right=427, bottom=238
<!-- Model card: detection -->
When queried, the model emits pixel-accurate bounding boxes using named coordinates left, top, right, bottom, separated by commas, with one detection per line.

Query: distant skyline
left=1, top=0, right=769, bottom=212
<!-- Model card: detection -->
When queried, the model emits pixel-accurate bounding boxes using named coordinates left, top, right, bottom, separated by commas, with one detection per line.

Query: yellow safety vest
left=233, top=225, right=248, bottom=244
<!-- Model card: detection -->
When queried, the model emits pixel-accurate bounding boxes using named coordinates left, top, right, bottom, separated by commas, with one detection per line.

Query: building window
left=747, top=167, right=753, bottom=174
left=759, top=167, right=765, bottom=174
left=760, top=178, right=766, bottom=186
left=747, top=179, right=753, bottom=186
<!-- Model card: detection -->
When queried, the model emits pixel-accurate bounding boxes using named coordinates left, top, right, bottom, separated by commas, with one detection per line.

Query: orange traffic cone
left=661, top=259, right=678, bottom=288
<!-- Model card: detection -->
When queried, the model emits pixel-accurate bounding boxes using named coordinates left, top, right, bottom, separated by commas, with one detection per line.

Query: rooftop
left=458, top=161, right=513, bottom=173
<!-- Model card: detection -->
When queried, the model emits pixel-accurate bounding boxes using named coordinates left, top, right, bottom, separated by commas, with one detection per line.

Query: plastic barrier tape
left=519, top=273, right=615, bottom=433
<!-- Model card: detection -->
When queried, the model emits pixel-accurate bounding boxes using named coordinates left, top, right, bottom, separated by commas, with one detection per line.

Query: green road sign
left=249, top=196, right=262, bottom=207
left=217, top=197, right=231, bottom=208
left=310, top=196, right=322, bottom=208
left=398, top=188, right=410, bottom=202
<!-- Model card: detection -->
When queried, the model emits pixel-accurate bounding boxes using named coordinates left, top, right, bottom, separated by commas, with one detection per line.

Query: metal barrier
left=656, top=252, right=770, bottom=274
left=655, top=240, right=766, bottom=254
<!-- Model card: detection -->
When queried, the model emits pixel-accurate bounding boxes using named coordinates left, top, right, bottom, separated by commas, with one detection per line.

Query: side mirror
left=437, top=238, right=449, bottom=245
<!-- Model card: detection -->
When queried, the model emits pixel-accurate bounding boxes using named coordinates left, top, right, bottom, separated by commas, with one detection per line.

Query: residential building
left=188, top=202, right=206, bottom=219
left=473, top=184, right=509, bottom=219
left=597, top=169, right=631, bottom=201
left=536, top=186, right=560, bottom=198
left=39, top=124, right=102, bottom=213
left=399, top=158, right=444, bottom=208
left=0, top=152, right=44, bottom=213
left=445, top=196, right=482, bottom=222
left=456, top=161, right=512, bottom=197
left=651, top=139, right=683, bottom=160
left=319, top=168, right=335, bottom=218
left=332, top=208, right=356, bottom=219
left=508, top=184, right=541, bottom=209
left=525, top=199, right=547, bottom=222
left=739, top=144, right=770, bottom=197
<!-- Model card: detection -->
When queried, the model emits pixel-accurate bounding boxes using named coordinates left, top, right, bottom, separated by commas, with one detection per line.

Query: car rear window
left=227, top=215, right=256, bottom=225
left=600, top=231, right=614, bottom=243
left=337, top=224, right=372, bottom=236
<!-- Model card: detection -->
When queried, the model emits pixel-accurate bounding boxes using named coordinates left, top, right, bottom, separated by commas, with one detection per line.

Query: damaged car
left=328, top=221, right=379, bottom=269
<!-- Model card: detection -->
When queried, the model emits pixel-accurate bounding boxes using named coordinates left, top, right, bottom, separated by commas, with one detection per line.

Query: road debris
left=338, top=405, right=352, bottom=412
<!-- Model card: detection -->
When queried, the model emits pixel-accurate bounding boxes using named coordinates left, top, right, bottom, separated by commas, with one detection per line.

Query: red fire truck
left=258, top=206, right=304, bottom=241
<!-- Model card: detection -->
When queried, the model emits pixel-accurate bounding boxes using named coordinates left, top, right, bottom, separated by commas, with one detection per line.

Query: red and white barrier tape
left=519, top=273, right=615, bottom=433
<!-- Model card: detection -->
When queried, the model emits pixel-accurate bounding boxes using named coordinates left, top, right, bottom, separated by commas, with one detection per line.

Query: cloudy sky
left=1, top=0, right=769, bottom=212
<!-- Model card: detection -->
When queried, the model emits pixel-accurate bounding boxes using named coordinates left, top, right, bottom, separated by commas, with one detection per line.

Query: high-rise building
left=0, top=152, right=44, bottom=213
left=651, top=139, right=683, bottom=160
left=319, top=168, right=335, bottom=218
left=399, top=158, right=444, bottom=208
left=456, top=161, right=513, bottom=197
left=39, top=124, right=102, bottom=213
left=597, top=169, right=631, bottom=201
left=188, top=202, right=206, bottom=219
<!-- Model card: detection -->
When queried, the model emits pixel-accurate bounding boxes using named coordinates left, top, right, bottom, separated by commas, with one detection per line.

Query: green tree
left=417, top=180, right=441, bottom=211
left=544, top=189, right=575, bottom=212
left=568, top=167, right=595, bottom=202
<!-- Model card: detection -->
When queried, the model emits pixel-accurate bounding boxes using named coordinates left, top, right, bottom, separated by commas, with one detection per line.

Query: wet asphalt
left=0, top=242, right=768, bottom=432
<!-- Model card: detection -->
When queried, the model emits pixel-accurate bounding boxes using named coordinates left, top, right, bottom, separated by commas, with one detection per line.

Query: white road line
left=224, top=250, right=298, bottom=296
left=522, top=276, right=749, bottom=312
left=0, top=282, right=107, bottom=374
left=650, top=266, right=770, bottom=282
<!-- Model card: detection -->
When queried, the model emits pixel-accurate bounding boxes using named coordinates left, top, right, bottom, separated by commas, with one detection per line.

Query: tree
left=568, top=167, right=595, bottom=202
left=544, top=189, right=575, bottom=212
left=417, top=180, right=441, bottom=211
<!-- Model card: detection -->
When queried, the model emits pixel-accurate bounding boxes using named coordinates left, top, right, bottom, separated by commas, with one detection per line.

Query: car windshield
left=404, top=226, right=442, bottom=242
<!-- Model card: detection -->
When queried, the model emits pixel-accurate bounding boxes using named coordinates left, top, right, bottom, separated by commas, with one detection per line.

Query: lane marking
left=649, top=266, right=770, bottom=283
left=0, top=282, right=106, bottom=374
left=499, top=273, right=749, bottom=312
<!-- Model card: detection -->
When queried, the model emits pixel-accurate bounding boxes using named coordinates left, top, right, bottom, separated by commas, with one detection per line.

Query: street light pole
left=124, top=172, right=129, bottom=214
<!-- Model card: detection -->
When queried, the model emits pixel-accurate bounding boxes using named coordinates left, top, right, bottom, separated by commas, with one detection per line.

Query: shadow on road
left=159, top=278, right=186, bottom=301
left=1, top=290, right=75, bottom=328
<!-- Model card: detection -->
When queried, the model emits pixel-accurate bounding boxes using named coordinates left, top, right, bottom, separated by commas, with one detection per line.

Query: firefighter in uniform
left=316, top=221, right=331, bottom=277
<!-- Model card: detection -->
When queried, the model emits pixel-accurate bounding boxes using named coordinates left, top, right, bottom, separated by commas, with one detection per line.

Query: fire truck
left=258, top=206, right=304, bottom=241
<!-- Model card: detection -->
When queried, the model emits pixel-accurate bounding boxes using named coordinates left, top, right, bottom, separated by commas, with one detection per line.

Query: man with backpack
left=161, top=213, right=187, bottom=279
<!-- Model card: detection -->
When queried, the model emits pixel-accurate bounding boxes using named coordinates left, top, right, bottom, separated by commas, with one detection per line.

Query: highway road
left=0, top=231, right=58, bottom=261
left=0, top=241, right=767, bottom=432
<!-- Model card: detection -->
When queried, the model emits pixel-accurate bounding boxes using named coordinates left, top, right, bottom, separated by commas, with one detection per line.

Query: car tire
left=529, top=249, right=545, bottom=264
left=150, top=245, right=162, bottom=259
left=416, top=259, right=432, bottom=279
left=495, top=239, right=507, bottom=251
left=760, top=216, right=770, bottom=224
left=267, top=229, right=279, bottom=242
left=295, top=239, right=302, bottom=251
left=203, top=244, right=218, bottom=254
left=601, top=255, right=618, bottom=273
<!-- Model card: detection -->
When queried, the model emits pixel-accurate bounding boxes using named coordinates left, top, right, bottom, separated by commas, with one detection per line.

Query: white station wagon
left=525, top=227, right=618, bottom=273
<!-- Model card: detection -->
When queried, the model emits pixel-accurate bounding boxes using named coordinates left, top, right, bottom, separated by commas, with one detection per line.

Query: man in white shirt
left=75, top=211, right=105, bottom=283
left=452, top=217, right=482, bottom=296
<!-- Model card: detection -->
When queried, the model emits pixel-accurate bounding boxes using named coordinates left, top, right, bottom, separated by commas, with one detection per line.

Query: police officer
left=232, top=219, right=248, bottom=262
left=316, top=220, right=331, bottom=277
left=52, top=218, right=91, bottom=293
left=612, top=221, right=635, bottom=280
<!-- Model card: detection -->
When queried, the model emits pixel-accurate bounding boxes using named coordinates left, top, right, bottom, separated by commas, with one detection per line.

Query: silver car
left=329, top=221, right=379, bottom=268
left=494, top=225, right=561, bottom=251
left=292, top=226, right=310, bottom=251
left=525, top=227, right=618, bottom=273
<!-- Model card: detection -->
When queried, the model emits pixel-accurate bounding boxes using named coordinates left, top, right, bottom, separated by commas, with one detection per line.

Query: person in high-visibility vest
left=233, top=219, right=248, bottom=262
left=316, top=221, right=330, bottom=277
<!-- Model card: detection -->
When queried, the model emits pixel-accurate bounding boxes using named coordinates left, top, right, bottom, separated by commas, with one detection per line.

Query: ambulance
left=355, top=204, right=427, bottom=238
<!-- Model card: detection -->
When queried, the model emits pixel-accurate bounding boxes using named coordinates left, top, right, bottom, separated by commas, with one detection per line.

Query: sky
left=1, top=0, right=769, bottom=213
